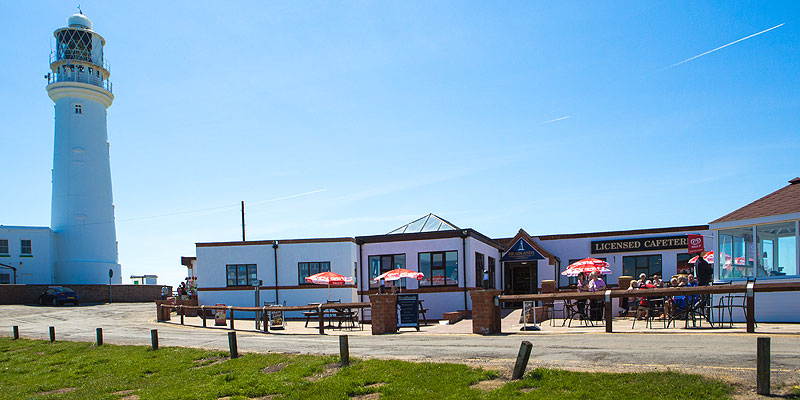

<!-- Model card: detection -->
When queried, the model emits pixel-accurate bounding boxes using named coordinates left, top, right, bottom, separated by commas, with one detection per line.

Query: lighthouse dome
left=68, top=13, right=92, bottom=29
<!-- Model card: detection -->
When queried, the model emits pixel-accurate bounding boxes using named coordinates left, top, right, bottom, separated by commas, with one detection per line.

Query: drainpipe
left=357, top=240, right=364, bottom=303
left=272, top=241, right=279, bottom=304
left=461, top=230, right=468, bottom=311
left=554, top=257, right=561, bottom=289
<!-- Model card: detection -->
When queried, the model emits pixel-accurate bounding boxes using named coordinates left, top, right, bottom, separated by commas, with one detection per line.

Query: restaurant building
left=191, top=178, right=799, bottom=322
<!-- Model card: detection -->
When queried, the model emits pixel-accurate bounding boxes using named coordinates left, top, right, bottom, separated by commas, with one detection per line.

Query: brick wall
left=0, top=284, right=171, bottom=305
left=369, top=294, right=397, bottom=335
left=469, top=289, right=501, bottom=335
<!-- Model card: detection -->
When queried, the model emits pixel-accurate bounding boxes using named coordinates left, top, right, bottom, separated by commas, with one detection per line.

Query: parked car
left=39, top=287, right=79, bottom=306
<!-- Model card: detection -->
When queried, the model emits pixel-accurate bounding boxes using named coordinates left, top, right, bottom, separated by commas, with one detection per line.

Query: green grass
left=0, top=337, right=733, bottom=400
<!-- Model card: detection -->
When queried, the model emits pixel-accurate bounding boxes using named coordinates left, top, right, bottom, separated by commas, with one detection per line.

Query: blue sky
left=2, top=2, right=798, bottom=286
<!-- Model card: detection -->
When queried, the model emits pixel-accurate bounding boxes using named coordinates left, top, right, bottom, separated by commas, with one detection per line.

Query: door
left=505, top=261, right=538, bottom=295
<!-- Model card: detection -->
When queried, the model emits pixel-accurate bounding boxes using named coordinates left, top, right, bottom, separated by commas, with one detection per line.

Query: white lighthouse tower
left=46, top=12, right=121, bottom=284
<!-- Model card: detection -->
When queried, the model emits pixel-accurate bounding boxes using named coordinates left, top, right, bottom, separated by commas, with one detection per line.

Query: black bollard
left=12, top=326, right=19, bottom=340
left=757, top=337, right=770, bottom=395
left=49, top=326, right=55, bottom=343
left=150, top=329, right=158, bottom=351
left=512, top=341, right=533, bottom=380
left=228, top=331, right=238, bottom=359
left=339, top=335, right=350, bottom=366
left=96, top=328, right=103, bottom=346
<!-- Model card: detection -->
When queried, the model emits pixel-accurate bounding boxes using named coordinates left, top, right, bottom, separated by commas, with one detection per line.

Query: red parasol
left=561, top=258, right=612, bottom=277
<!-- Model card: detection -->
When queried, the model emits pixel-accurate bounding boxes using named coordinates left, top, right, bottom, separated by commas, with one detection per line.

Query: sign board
left=502, top=238, right=546, bottom=262
left=266, top=306, right=285, bottom=329
left=397, top=293, right=420, bottom=331
left=687, top=234, right=704, bottom=254
left=591, top=235, right=688, bottom=254
left=214, top=304, right=227, bottom=326
left=108, top=268, right=114, bottom=278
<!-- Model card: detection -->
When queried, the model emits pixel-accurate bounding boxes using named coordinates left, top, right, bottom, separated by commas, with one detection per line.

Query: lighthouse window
left=75, top=104, right=82, bottom=114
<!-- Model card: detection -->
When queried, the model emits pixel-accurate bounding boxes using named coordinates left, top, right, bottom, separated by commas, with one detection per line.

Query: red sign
left=688, top=234, right=704, bottom=254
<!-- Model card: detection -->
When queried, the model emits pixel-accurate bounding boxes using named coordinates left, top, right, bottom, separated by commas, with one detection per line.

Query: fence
left=157, top=302, right=371, bottom=334
left=498, top=281, right=800, bottom=333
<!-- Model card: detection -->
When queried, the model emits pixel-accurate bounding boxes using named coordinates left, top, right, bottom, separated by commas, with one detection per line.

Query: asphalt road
left=2, top=303, right=799, bottom=388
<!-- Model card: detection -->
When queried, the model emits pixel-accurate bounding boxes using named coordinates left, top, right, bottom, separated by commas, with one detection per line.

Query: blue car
left=39, top=287, right=79, bottom=306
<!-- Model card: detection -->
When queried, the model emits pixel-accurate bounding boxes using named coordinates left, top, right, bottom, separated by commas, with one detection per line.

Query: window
left=75, top=104, right=82, bottom=114
left=20, top=240, right=32, bottom=256
left=419, top=251, right=458, bottom=286
left=0, top=240, right=8, bottom=255
left=0, top=273, right=9, bottom=284
left=718, top=227, right=755, bottom=280
left=622, top=255, right=661, bottom=279
left=368, top=254, right=405, bottom=288
left=225, top=264, right=257, bottom=287
left=676, top=253, right=693, bottom=274
left=487, top=256, right=496, bottom=288
left=298, top=262, right=331, bottom=284
left=475, top=252, right=485, bottom=287
left=757, top=222, right=797, bottom=278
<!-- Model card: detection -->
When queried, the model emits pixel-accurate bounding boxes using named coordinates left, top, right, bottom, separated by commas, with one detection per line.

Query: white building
left=0, top=12, right=121, bottom=286
left=191, top=179, right=800, bottom=322
left=130, top=275, right=159, bottom=285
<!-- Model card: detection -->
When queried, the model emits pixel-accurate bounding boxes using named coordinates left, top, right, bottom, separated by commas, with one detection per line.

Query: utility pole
left=241, top=201, right=246, bottom=241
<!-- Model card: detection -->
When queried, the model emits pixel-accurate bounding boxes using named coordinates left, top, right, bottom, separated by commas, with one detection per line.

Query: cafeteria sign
left=591, top=235, right=688, bottom=254
left=502, top=238, right=546, bottom=262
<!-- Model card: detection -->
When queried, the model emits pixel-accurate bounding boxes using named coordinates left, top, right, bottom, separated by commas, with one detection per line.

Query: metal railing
left=50, top=51, right=111, bottom=73
left=46, top=71, right=112, bottom=93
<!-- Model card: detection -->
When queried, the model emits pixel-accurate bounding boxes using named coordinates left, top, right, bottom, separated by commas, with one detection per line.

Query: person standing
left=695, top=251, right=714, bottom=286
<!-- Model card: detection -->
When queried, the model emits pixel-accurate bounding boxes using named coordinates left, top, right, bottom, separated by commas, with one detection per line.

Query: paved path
left=2, top=303, right=799, bottom=388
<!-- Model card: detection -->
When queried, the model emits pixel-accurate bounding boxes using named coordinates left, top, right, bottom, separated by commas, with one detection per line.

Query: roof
left=501, top=229, right=558, bottom=265
left=387, top=213, right=459, bottom=234
left=196, top=237, right=356, bottom=248
left=357, top=228, right=503, bottom=249
left=710, top=177, right=800, bottom=224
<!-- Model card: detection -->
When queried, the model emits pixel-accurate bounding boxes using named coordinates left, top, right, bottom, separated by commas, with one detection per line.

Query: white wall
left=0, top=226, right=55, bottom=284
left=195, top=241, right=358, bottom=318
left=536, top=229, right=712, bottom=287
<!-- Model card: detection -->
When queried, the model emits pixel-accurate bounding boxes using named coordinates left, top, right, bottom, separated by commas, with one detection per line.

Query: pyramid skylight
left=387, top=213, right=459, bottom=234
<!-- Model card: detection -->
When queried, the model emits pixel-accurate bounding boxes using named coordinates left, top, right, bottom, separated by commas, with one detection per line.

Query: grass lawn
left=0, top=337, right=733, bottom=400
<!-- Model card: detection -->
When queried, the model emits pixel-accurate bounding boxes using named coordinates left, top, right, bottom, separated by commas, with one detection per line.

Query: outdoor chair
left=717, top=279, right=757, bottom=328
left=633, top=297, right=666, bottom=329
left=547, top=299, right=567, bottom=327
left=563, top=299, right=593, bottom=327
left=418, top=300, right=429, bottom=326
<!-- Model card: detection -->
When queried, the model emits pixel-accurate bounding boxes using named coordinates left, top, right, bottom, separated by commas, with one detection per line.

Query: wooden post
left=201, top=306, right=207, bottom=327
left=150, top=329, right=158, bottom=350
left=229, top=308, right=235, bottom=330
left=339, top=335, right=350, bottom=367
left=96, top=328, right=103, bottom=346
left=318, top=305, right=325, bottom=335
left=12, top=326, right=19, bottom=340
left=228, top=331, right=238, bottom=359
left=49, top=326, right=55, bottom=343
left=757, top=337, right=770, bottom=395
left=263, top=307, right=269, bottom=333
left=604, top=290, right=613, bottom=333
left=180, top=306, right=184, bottom=325
left=512, top=341, right=533, bottom=380
left=746, top=282, right=755, bottom=333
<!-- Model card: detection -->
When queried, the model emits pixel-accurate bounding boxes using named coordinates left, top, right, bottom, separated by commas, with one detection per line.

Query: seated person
left=637, top=273, right=648, bottom=287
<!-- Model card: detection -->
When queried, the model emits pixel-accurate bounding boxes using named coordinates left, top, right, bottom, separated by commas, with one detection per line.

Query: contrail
left=662, top=23, right=784, bottom=70
left=543, top=116, right=570, bottom=124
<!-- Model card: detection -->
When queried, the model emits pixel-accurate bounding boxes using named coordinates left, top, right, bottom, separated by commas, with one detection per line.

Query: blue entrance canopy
left=502, top=238, right=546, bottom=262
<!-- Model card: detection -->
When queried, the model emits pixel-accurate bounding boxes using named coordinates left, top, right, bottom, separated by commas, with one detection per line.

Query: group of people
left=624, top=250, right=715, bottom=320
left=573, top=271, right=607, bottom=320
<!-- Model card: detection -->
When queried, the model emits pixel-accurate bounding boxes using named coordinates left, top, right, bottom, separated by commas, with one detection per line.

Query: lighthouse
left=46, top=12, right=121, bottom=284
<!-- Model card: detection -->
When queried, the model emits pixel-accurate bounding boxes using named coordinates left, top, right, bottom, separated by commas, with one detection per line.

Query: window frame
left=487, top=256, right=496, bottom=289
left=475, top=252, right=485, bottom=287
left=298, top=261, right=331, bottom=285
left=20, top=240, right=32, bottom=256
left=225, top=264, right=257, bottom=287
left=419, top=250, right=459, bottom=287
left=622, top=255, right=662, bottom=279
left=368, top=254, right=406, bottom=288
left=0, top=239, right=8, bottom=255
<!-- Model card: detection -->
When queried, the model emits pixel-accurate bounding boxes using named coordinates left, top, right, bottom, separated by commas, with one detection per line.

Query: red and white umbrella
left=561, top=258, right=611, bottom=277
left=305, top=271, right=353, bottom=285
left=688, top=251, right=714, bottom=264
left=305, top=271, right=353, bottom=301
left=371, top=268, right=424, bottom=282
